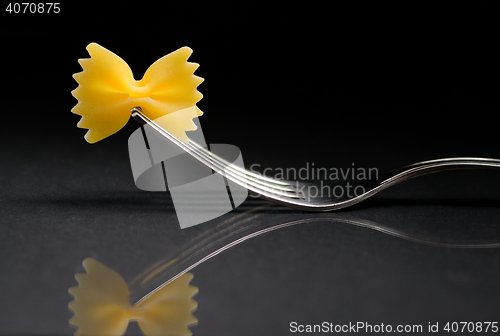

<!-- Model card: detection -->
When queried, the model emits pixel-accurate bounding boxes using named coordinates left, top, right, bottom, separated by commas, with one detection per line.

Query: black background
left=1, top=2, right=500, bottom=335
left=2, top=3, right=498, bottom=167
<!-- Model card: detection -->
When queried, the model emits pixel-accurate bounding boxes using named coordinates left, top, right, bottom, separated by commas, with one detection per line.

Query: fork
left=131, top=107, right=500, bottom=211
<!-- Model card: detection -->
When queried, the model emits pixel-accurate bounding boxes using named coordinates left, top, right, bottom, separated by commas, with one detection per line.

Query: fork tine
left=131, top=108, right=302, bottom=201
left=185, top=140, right=297, bottom=192
left=184, top=142, right=302, bottom=199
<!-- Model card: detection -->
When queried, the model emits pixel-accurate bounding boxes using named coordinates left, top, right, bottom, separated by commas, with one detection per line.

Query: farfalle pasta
left=69, top=258, right=198, bottom=336
left=71, top=43, right=204, bottom=143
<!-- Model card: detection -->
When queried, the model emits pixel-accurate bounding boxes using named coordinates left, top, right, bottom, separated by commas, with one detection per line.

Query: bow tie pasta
left=69, top=258, right=198, bottom=336
left=71, top=43, right=204, bottom=143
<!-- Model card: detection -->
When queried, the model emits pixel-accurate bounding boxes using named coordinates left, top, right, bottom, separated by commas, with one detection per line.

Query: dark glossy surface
left=2, top=4, right=499, bottom=335
left=2, top=134, right=500, bottom=335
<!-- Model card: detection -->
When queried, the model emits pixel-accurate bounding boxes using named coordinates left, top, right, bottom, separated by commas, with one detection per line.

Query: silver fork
left=131, top=107, right=500, bottom=211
